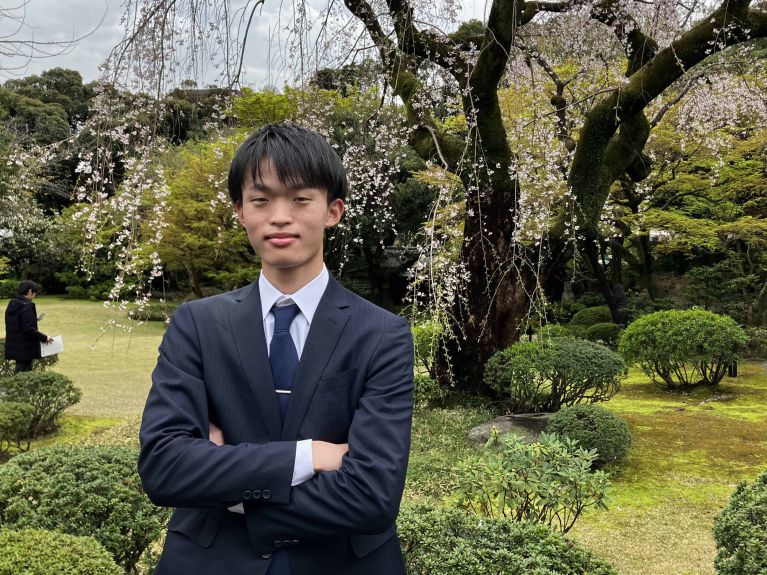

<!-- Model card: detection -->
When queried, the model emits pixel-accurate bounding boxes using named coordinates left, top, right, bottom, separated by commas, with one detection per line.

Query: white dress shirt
left=229, top=265, right=328, bottom=514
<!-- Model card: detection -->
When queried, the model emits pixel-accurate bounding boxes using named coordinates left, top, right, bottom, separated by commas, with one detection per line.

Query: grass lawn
left=3, top=298, right=765, bottom=574
left=1, top=296, right=166, bottom=416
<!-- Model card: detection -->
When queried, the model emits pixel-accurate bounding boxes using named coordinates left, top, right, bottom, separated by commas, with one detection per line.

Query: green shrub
left=0, top=371, right=81, bottom=436
left=584, top=322, right=624, bottom=348
left=413, top=373, right=446, bottom=406
left=626, top=292, right=675, bottom=319
left=484, top=338, right=625, bottom=413
left=0, top=529, right=122, bottom=575
left=0, top=279, right=17, bottom=299
left=713, top=471, right=767, bottom=575
left=535, top=323, right=572, bottom=340
left=454, top=431, right=610, bottom=533
left=64, top=285, right=88, bottom=299
left=398, top=503, right=617, bottom=575
left=570, top=306, right=612, bottom=326
left=0, top=401, right=34, bottom=454
left=127, top=302, right=178, bottom=322
left=619, top=309, right=749, bottom=388
left=87, top=282, right=114, bottom=300
left=0, top=339, right=59, bottom=378
left=551, top=301, right=586, bottom=324
left=744, top=326, right=767, bottom=358
left=412, top=320, right=441, bottom=379
left=546, top=404, right=631, bottom=468
left=0, top=445, right=170, bottom=573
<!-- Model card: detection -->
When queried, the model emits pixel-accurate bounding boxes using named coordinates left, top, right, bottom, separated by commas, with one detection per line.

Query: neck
left=261, top=261, right=324, bottom=294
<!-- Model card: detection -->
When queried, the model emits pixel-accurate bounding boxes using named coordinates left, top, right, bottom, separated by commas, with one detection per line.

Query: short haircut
left=18, top=280, right=41, bottom=296
left=227, top=123, right=348, bottom=205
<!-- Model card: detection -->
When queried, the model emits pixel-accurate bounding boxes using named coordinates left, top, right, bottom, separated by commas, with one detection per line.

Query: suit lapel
left=228, top=283, right=283, bottom=441
left=281, top=277, right=351, bottom=440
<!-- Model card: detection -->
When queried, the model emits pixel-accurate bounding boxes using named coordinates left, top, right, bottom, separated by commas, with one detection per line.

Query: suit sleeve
left=245, top=315, right=414, bottom=545
left=20, top=305, right=47, bottom=342
left=137, top=303, right=296, bottom=508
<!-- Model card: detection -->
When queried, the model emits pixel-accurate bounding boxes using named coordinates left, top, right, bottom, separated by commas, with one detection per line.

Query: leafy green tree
left=158, top=137, right=255, bottom=296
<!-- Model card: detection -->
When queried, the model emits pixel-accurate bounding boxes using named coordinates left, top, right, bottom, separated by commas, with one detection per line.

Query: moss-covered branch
left=569, top=0, right=765, bottom=232
left=342, top=0, right=464, bottom=168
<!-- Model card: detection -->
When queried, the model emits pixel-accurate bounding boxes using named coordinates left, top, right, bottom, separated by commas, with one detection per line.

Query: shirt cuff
left=292, top=439, right=314, bottom=486
left=227, top=440, right=313, bottom=515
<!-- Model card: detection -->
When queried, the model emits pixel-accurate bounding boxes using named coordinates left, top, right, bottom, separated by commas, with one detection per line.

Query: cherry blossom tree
left=90, top=0, right=767, bottom=390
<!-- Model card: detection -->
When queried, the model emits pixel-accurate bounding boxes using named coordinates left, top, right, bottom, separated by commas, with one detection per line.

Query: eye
left=250, top=197, right=268, bottom=205
left=295, top=196, right=312, bottom=204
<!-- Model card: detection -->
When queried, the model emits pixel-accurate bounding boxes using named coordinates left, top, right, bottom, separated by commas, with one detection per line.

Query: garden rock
left=468, top=413, right=554, bottom=445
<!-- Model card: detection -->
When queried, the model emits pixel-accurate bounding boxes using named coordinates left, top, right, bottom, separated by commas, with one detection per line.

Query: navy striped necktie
left=270, top=303, right=300, bottom=421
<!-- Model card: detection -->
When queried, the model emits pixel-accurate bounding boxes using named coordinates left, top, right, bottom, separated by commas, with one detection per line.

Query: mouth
left=265, top=233, right=298, bottom=247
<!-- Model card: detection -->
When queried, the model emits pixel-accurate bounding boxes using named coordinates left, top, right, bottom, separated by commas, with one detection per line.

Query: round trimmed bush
left=0, top=401, right=34, bottom=454
left=0, top=371, right=81, bottom=437
left=584, top=322, right=624, bottom=348
left=0, top=339, right=59, bottom=378
left=546, top=404, right=631, bottom=467
left=570, top=306, right=612, bottom=326
left=398, top=503, right=617, bottom=575
left=0, top=529, right=121, bottom=575
left=485, top=338, right=625, bottom=413
left=713, top=471, right=767, bottom=575
left=0, top=445, right=170, bottom=573
left=619, top=309, right=748, bottom=388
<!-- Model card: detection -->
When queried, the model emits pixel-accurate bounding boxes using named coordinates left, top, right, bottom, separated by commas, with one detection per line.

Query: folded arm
left=138, top=303, right=296, bottom=508
left=245, top=317, right=414, bottom=545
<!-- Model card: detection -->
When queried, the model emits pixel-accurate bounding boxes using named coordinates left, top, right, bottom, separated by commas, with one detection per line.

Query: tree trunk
left=184, top=262, right=203, bottom=299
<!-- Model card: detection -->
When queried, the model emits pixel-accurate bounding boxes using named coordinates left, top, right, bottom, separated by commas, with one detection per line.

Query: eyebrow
left=250, top=181, right=313, bottom=193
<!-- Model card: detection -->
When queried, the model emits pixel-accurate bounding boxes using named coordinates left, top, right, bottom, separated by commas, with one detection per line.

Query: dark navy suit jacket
left=138, top=276, right=414, bottom=575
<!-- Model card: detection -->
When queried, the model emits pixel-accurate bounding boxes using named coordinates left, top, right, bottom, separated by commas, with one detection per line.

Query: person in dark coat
left=4, top=280, right=53, bottom=373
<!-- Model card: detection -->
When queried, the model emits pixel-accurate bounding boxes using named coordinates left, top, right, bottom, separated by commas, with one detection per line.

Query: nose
left=269, top=198, right=293, bottom=225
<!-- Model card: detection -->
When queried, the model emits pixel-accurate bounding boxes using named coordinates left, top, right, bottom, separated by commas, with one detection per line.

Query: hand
left=209, top=422, right=225, bottom=446
left=312, top=441, right=348, bottom=473
left=45, top=336, right=54, bottom=344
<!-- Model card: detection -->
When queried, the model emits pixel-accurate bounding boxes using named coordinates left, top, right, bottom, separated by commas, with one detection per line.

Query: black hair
left=18, top=280, right=41, bottom=296
left=227, top=123, right=348, bottom=205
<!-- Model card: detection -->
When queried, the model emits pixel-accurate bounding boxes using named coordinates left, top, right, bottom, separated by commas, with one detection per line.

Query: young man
left=4, top=281, right=53, bottom=373
left=138, top=124, right=414, bottom=575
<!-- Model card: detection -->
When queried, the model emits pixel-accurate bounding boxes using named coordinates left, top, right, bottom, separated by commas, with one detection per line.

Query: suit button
left=262, top=489, right=272, bottom=500
left=242, top=490, right=251, bottom=500
left=261, top=553, right=272, bottom=560
left=274, top=540, right=282, bottom=548
left=292, top=539, right=300, bottom=546
left=252, top=489, right=262, bottom=500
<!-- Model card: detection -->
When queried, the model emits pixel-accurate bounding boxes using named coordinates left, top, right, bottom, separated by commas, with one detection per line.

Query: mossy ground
left=567, top=362, right=767, bottom=575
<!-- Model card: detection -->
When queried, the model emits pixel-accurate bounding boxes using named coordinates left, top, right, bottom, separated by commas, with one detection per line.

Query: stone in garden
left=468, top=413, right=554, bottom=445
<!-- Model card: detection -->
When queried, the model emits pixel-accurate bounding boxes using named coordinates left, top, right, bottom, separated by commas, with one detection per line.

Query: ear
left=325, top=199, right=345, bottom=229
left=235, top=200, right=245, bottom=226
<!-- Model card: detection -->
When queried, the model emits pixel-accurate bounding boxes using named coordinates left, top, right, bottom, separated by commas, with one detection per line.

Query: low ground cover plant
left=453, top=431, right=610, bottom=533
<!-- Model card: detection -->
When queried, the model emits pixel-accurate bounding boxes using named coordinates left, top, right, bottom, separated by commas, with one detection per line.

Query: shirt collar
left=258, top=265, right=329, bottom=324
